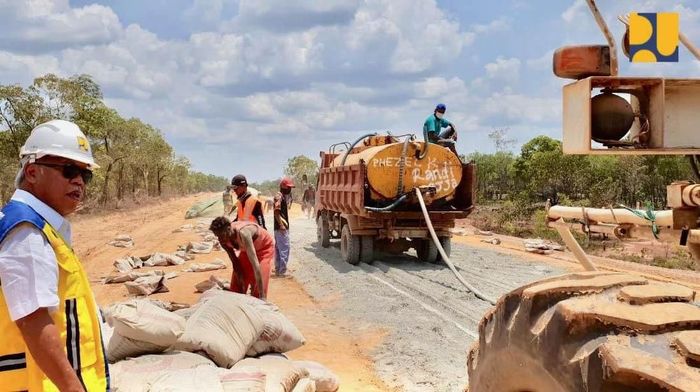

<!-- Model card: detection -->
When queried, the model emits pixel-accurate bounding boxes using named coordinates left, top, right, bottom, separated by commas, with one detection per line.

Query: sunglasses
left=35, top=163, right=93, bottom=184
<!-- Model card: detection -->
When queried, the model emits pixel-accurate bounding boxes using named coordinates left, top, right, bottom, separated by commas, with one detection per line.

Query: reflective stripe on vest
left=237, top=195, right=259, bottom=223
left=0, top=201, right=108, bottom=391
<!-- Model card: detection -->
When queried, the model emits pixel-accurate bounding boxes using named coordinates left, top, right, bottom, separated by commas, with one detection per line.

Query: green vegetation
left=0, top=74, right=228, bottom=207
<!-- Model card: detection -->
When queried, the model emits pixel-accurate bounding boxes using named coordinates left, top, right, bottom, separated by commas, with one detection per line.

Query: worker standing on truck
left=274, top=178, right=294, bottom=276
left=423, top=103, right=458, bottom=154
left=0, top=120, right=109, bottom=391
left=222, top=185, right=234, bottom=216
left=209, top=217, right=273, bottom=300
left=231, top=174, right=266, bottom=229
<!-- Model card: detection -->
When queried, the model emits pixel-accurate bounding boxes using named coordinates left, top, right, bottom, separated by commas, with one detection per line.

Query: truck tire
left=341, top=225, right=360, bottom=265
left=415, top=239, right=438, bottom=263
left=467, top=271, right=700, bottom=392
left=317, top=215, right=330, bottom=248
left=433, top=236, right=451, bottom=264
left=361, top=235, right=374, bottom=264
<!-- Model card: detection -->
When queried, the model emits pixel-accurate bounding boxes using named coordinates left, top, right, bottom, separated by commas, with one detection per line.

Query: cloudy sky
left=1, top=0, right=698, bottom=182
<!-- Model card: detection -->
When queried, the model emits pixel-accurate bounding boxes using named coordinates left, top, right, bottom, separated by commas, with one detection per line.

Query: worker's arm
left=239, top=227, right=265, bottom=300
left=16, top=309, right=85, bottom=392
left=221, top=242, right=245, bottom=290
left=253, top=201, right=266, bottom=229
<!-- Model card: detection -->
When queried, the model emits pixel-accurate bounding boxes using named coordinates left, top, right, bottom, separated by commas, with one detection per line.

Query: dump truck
left=315, top=133, right=475, bottom=265
left=467, top=1, right=700, bottom=391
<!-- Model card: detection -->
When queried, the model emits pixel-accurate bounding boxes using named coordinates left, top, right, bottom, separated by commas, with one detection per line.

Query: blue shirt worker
left=423, top=103, right=458, bottom=155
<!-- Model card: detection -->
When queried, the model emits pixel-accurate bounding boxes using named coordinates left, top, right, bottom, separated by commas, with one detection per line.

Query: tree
left=488, top=127, right=517, bottom=152
left=284, top=155, right=319, bottom=188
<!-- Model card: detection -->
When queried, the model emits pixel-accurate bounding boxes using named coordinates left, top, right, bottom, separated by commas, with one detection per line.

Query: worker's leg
left=274, top=229, right=290, bottom=275
left=252, top=248, right=273, bottom=298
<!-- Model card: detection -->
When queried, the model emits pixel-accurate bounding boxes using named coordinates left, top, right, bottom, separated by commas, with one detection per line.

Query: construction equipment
left=315, top=133, right=474, bottom=265
left=468, top=1, right=700, bottom=390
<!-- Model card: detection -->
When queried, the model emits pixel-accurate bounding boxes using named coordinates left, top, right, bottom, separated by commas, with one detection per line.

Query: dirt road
left=73, top=194, right=700, bottom=391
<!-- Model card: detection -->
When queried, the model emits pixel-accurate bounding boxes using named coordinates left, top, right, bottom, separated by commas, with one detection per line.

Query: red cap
left=280, top=177, right=295, bottom=188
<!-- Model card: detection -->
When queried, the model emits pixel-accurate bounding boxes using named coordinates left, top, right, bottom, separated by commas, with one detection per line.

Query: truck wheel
left=467, top=271, right=700, bottom=392
left=317, top=215, right=330, bottom=248
left=340, top=225, right=360, bottom=265
left=415, top=239, right=438, bottom=263
left=433, top=236, right=451, bottom=264
left=361, top=235, right=374, bottom=264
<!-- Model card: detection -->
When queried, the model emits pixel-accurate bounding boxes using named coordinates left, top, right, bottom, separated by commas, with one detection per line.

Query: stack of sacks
left=105, top=300, right=186, bottom=363
left=105, top=291, right=339, bottom=391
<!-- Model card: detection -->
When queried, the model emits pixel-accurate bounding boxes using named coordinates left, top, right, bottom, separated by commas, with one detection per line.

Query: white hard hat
left=19, top=119, right=99, bottom=169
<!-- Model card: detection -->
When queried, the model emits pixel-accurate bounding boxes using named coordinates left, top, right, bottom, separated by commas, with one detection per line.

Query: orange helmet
left=280, top=177, right=295, bottom=188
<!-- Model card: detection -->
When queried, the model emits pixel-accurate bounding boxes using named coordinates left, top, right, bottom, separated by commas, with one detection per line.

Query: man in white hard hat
left=0, top=120, right=109, bottom=391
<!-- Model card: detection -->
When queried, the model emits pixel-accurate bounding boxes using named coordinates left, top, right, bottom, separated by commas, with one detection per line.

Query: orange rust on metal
left=317, top=163, right=366, bottom=216
left=674, top=331, right=700, bottom=363
left=599, top=343, right=700, bottom=390
left=560, top=299, right=700, bottom=333
left=552, top=45, right=611, bottom=80
left=522, top=273, right=646, bottom=298
left=618, top=283, right=695, bottom=305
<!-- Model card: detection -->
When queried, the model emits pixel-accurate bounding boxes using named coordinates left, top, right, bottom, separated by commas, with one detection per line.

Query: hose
left=340, top=132, right=378, bottom=166
left=417, top=128, right=430, bottom=160
left=365, top=194, right=408, bottom=212
left=415, top=188, right=497, bottom=305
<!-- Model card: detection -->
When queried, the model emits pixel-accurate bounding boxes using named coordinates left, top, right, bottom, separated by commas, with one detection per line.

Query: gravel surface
left=287, top=217, right=565, bottom=392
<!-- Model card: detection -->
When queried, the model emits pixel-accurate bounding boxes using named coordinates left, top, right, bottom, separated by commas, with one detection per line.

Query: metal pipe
left=680, top=32, right=700, bottom=61
left=340, top=133, right=377, bottom=166
left=365, top=194, right=408, bottom=212
left=550, top=221, right=598, bottom=271
left=415, top=188, right=496, bottom=305
left=586, top=0, right=618, bottom=75
left=547, top=205, right=673, bottom=226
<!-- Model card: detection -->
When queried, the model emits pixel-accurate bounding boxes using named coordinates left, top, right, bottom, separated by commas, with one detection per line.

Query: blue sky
left=1, top=0, right=698, bottom=182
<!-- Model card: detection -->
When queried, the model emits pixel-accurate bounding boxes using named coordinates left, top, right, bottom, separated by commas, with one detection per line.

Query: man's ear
left=24, top=164, right=40, bottom=184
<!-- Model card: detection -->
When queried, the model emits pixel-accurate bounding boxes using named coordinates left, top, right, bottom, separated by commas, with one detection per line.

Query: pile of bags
left=103, top=290, right=339, bottom=392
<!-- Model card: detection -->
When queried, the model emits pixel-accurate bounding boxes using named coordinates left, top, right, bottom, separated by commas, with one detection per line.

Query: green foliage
left=0, top=74, right=227, bottom=206
left=283, top=155, right=319, bottom=199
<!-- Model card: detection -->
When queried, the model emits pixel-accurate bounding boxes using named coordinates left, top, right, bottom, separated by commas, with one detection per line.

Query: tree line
left=466, top=134, right=695, bottom=209
left=0, top=74, right=228, bottom=206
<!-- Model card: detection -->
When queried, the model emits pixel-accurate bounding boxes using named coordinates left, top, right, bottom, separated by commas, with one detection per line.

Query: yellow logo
left=629, top=12, right=679, bottom=62
left=77, top=136, right=89, bottom=152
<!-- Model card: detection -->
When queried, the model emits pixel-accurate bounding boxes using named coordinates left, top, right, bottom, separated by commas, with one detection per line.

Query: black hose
left=340, top=132, right=378, bottom=166
left=417, top=128, right=430, bottom=160
left=365, top=194, right=408, bottom=212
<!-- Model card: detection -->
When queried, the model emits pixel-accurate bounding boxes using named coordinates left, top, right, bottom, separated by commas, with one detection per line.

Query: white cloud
left=0, top=0, right=122, bottom=53
left=472, top=17, right=511, bottom=34
left=485, top=57, right=521, bottom=83
left=562, top=0, right=586, bottom=24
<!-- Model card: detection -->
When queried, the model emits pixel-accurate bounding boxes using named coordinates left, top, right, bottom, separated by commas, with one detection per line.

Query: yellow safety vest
left=0, top=200, right=109, bottom=391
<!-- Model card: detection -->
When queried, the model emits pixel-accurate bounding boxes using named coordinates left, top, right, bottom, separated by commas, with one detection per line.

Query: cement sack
left=144, top=252, right=185, bottom=267
left=104, top=270, right=163, bottom=284
left=125, top=275, right=169, bottom=296
left=218, top=367, right=266, bottom=392
left=195, top=275, right=230, bottom=293
left=175, top=250, right=194, bottom=261
left=110, top=351, right=215, bottom=391
left=292, top=379, right=317, bottom=392
left=173, top=294, right=265, bottom=368
left=147, top=299, right=190, bottom=312
left=187, top=241, right=214, bottom=254
left=198, top=290, right=306, bottom=356
left=107, top=332, right=162, bottom=363
left=109, top=239, right=134, bottom=248
left=114, top=256, right=143, bottom=273
left=110, top=300, right=185, bottom=346
left=294, top=361, right=340, bottom=392
left=149, top=366, right=224, bottom=392
left=184, top=259, right=226, bottom=272
left=233, top=356, right=309, bottom=392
